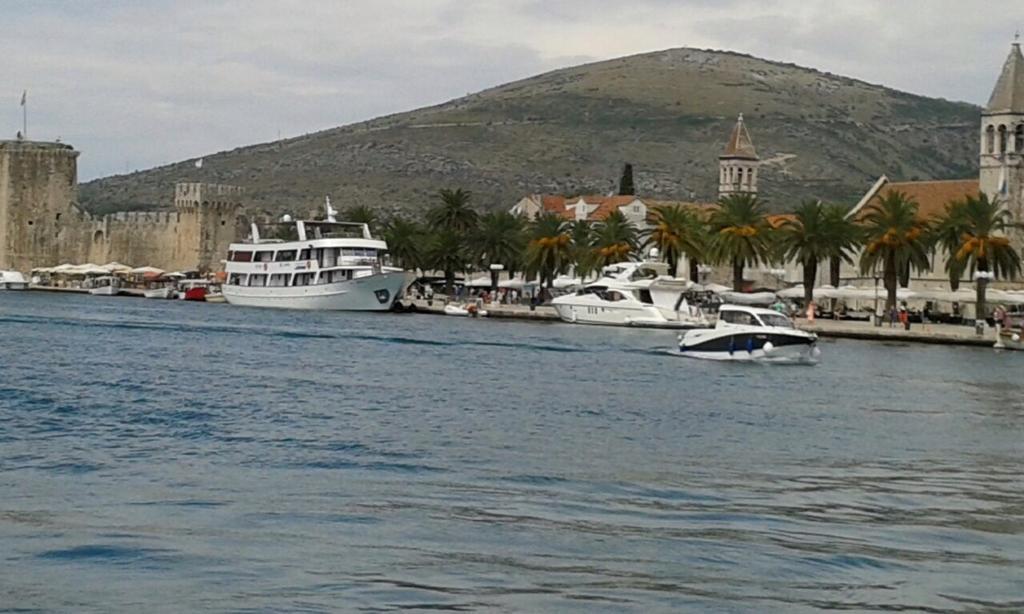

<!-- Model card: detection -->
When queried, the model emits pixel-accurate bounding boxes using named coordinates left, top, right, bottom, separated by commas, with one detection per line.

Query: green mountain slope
left=79, top=47, right=981, bottom=216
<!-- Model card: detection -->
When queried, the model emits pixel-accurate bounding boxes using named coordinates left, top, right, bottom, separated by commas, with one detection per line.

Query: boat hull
left=0, top=282, right=27, bottom=290
left=552, top=300, right=706, bottom=329
left=143, top=287, right=175, bottom=299
left=679, top=330, right=819, bottom=363
left=88, top=286, right=120, bottom=296
left=222, top=271, right=407, bottom=311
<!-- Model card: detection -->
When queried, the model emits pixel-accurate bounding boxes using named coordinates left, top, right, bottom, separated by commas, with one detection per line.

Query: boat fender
left=762, top=341, right=774, bottom=354
left=745, top=336, right=754, bottom=353
left=1014, top=334, right=1021, bottom=343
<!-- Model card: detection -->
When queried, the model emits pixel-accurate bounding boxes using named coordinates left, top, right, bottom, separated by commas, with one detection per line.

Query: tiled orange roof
left=875, top=179, right=980, bottom=221
left=765, top=213, right=796, bottom=228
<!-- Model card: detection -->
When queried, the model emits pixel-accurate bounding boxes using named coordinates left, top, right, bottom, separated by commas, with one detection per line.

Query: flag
left=195, top=158, right=203, bottom=169
left=20, top=90, right=26, bottom=106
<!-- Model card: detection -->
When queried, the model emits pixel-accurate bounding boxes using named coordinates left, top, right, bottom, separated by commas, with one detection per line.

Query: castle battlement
left=102, top=211, right=181, bottom=225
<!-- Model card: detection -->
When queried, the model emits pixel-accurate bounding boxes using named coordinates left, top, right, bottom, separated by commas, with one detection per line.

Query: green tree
left=568, top=220, right=598, bottom=281
left=382, top=216, right=425, bottom=272
left=425, top=230, right=470, bottom=296
left=473, top=211, right=526, bottom=290
left=933, top=192, right=1021, bottom=320
left=823, top=203, right=861, bottom=286
left=707, top=193, right=774, bottom=290
left=593, top=210, right=640, bottom=267
left=525, top=212, right=571, bottom=289
left=343, top=204, right=378, bottom=232
left=427, top=188, right=478, bottom=234
left=426, top=188, right=479, bottom=296
left=618, top=163, right=635, bottom=196
left=644, top=205, right=706, bottom=278
left=858, top=191, right=931, bottom=321
left=777, top=200, right=860, bottom=304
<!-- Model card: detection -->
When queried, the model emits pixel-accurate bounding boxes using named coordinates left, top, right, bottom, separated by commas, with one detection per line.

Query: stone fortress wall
left=0, top=140, right=246, bottom=274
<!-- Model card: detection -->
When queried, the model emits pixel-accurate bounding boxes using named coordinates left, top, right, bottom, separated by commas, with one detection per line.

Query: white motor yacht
left=88, top=276, right=121, bottom=296
left=0, top=270, right=28, bottom=290
left=222, top=199, right=409, bottom=311
left=678, top=304, right=819, bottom=363
left=551, top=261, right=708, bottom=328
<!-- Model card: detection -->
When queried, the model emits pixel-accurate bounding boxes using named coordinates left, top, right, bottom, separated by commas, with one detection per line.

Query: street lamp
left=490, top=263, right=504, bottom=296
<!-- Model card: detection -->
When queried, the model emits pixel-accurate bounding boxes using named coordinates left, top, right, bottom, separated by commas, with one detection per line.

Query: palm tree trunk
left=803, top=260, right=817, bottom=306
left=829, top=256, right=840, bottom=287
left=491, top=268, right=499, bottom=295
left=884, top=263, right=897, bottom=325
left=689, top=259, right=699, bottom=283
left=445, top=268, right=454, bottom=297
left=976, top=273, right=988, bottom=325
left=667, top=252, right=678, bottom=278
left=732, top=259, right=744, bottom=291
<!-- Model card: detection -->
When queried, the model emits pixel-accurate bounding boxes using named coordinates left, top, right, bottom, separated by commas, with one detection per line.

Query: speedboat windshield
left=759, top=313, right=793, bottom=328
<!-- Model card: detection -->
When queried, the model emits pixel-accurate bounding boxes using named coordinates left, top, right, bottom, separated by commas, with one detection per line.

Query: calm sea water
left=1, top=292, right=1022, bottom=613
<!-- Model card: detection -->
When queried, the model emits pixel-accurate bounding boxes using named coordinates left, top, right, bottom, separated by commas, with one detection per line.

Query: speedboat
left=221, top=198, right=409, bottom=311
left=678, top=304, right=819, bottom=363
left=551, top=261, right=708, bottom=328
left=0, top=270, right=28, bottom=290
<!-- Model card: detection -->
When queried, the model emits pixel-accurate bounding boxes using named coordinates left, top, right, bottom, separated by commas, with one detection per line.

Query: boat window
left=275, top=250, right=297, bottom=262
left=292, top=273, right=314, bottom=286
left=632, top=268, right=658, bottom=280
left=299, top=249, right=311, bottom=260
left=604, top=290, right=626, bottom=302
left=720, top=310, right=757, bottom=325
left=638, top=289, right=654, bottom=304
left=255, top=251, right=274, bottom=262
left=758, top=313, right=793, bottom=328
left=230, top=250, right=253, bottom=262
left=248, top=274, right=267, bottom=287
left=228, top=274, right=245, bottom=285
left=268, top=273, right=289, bottom=287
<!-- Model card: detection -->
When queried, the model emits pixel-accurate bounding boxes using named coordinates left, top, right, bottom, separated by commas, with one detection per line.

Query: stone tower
left=0, top=140, right=83, bottom=272
left=718, top=114, right=760, bottom=199
left=979, top=40, right=1024, bottom=218
left=174, top=182, right=246, bottom=273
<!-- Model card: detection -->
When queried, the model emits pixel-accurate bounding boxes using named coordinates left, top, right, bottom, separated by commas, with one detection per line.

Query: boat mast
left=325, top=196, right=337, bottom=223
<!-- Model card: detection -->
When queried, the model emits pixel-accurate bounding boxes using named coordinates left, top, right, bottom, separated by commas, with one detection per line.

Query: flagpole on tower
left=20, top=90, right=27, bottom=140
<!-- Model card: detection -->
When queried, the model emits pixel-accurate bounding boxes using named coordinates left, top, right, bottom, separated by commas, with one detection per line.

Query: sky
left=2, top=0, right=1020, bottom=181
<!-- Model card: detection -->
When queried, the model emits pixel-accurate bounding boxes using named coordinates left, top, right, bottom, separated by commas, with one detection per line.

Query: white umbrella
left=720, top=291, right=777, bottom=305
left=988, top=289, right=1024, bottom=305
left=465, top=275, right=493, bottom=288
left=498, top=276, right=535, bottom=289
left=52, top=263, right=77, bottom=274
left=129, top=266, right=165, bottom=276
left=103, top=262, right=132, bottom=273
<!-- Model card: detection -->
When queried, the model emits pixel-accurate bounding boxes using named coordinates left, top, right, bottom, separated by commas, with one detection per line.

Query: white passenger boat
left=444, top=303, right=487, bottom=317
left=0, top=270, right=28, bottom=290
left=678, top=304, right=819, bottom=363
left=88, top=276, right=121, bottom=296
left=222, top=201, right=408, bottom=311
left=143, top=286, right=175, bottom=299
left=551, top=261, right=708, bottom=328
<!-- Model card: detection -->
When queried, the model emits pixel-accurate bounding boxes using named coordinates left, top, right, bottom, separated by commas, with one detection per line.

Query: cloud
left=0, top=0, right=1016, bottom=180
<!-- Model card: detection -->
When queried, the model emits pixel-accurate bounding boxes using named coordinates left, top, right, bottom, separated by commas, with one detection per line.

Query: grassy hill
left=79, top=47, right=981, bottom=217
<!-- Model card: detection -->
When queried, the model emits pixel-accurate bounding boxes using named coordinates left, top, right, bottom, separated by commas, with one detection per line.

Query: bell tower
left=979, top=38, right=1024, bottom=218
left=718, top=114, right=760, bottom=199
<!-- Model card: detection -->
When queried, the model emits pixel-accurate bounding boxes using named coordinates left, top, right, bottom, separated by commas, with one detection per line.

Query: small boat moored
left=0, top=270, right=28, bottom=290
left=87, top=276, right=121, bottom=296
left=678, top=304, right=819, bottom=363
left=444, top=303, right=487, bottom=317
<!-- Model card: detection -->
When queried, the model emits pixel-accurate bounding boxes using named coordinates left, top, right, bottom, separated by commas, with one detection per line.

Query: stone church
left=0, top=140, right=246, bottom=274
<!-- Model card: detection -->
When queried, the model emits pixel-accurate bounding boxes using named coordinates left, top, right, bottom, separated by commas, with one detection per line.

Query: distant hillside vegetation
left=79, top=47, right=980, bottom=216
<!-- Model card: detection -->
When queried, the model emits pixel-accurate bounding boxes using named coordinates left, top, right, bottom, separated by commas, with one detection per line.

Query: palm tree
left=427, top=188, right=478, bottom=234
left=425, top=230, right=469, bottom=296
left=343, top=204, right=378, bottom=232
left=644, top=205, right=706, bottom=278
left=777, top=200, right=860, bottom=304
left=858, top=191, right=931, bottom=322
left=474, top=211, right=526, bottom=290
left=525, top=212, right=571, bottom=289
left=568, top=220, right=598, bottom=281
left=382, top=217, right=425, bottom=272
left=933, top=192, right=1021, bottom=320
left=823, top=204, right=861, bottom=287
left=593, top=210, right=640, bottom=267
left=707, top=193, right=774, bottom=290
